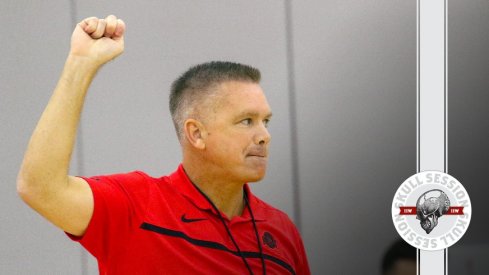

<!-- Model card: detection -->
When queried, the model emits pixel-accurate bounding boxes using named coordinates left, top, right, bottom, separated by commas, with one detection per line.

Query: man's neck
left=182, top=162, right=245, bottom=219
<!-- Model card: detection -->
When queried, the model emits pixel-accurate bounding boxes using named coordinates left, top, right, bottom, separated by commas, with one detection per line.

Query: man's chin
left=244, top=169, right=267, bottom=183
left=246, top=176, right=264, bottom=183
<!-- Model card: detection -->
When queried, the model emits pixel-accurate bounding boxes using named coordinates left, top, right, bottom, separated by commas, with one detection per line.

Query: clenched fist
left=69, top=15, right=126, bottom=67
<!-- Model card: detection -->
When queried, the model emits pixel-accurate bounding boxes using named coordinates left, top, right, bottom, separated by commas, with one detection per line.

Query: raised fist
left=69, top=15, right=126, bottom=67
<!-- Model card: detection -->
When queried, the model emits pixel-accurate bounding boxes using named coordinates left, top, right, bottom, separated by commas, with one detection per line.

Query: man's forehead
left=192, top=81, right=272, bottom=122
left=223, top=92, right=269, bottom=106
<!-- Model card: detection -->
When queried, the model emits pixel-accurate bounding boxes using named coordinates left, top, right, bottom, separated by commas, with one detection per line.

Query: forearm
left=17, top=55, right=99, bottom=195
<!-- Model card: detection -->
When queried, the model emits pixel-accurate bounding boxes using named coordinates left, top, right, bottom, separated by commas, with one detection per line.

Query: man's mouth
left=247, top=154, right=266, bottom=158
left=246, top=149, right=267, bottom=158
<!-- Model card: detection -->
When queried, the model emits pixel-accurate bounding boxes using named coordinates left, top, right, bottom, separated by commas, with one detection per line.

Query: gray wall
left=447, top=0, right=489, bottom=273
left=1, top=1, right=84, bottom=274
left=292, top=1, right=416, bottom=273
left=4, top=1, right=485, bottom=274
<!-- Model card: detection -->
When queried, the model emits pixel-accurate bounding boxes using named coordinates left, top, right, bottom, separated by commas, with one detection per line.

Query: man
left=17, top=15, right=310, bottom=274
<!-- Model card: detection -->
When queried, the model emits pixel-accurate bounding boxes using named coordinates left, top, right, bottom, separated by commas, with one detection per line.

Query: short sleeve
left=66, top=171, right=150, bottom=265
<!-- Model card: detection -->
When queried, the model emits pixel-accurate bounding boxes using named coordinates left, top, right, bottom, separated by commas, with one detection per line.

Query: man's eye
left=241, top=118, right=252, bottom=125
left=263, top=119, right=270, bottom=128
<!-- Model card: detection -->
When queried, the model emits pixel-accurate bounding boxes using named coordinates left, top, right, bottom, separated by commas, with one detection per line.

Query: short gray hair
left=169, top=61, right=261, bottom=141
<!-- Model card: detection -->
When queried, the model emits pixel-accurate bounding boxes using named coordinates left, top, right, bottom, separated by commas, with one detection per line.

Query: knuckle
left=82, top=16, right=96, bottom=22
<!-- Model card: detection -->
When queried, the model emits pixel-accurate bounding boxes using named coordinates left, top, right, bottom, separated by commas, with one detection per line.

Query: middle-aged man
left=17, top=15, right=310, bottom=274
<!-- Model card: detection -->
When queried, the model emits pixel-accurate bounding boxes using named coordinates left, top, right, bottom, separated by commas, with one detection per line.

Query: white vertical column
left=417, top=0, right=447, bottom=274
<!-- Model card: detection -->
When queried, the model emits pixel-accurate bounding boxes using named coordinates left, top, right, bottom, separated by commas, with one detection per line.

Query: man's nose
left=255, top=124, right=271, bottom=145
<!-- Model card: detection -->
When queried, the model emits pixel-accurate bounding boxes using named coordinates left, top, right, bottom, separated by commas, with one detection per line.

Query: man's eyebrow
left=236, top=111, right=273, bottom=118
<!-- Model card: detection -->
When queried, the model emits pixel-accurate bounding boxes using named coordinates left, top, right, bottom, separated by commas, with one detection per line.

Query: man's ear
left=183, top=119, right=206, bottom=150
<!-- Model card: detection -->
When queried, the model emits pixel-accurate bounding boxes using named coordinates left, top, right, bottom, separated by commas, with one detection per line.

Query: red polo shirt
left=69, top=165, right=310, bottom=275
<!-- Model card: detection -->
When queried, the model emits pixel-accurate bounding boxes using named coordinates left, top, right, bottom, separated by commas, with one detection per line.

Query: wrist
left=59, top=55, right=100, bottom=89
left=65, top=54, right=102, bottom=73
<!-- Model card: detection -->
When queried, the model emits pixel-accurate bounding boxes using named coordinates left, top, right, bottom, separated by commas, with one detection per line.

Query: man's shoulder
left=252, top=194, right=296, bottom=226
left=81, top=169, right=172, bottom=190
left=128, top=170, right=170, bottom=182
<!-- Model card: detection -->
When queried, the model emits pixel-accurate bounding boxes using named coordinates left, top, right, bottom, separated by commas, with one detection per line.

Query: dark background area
left=448, top=0, right=489, bottom=273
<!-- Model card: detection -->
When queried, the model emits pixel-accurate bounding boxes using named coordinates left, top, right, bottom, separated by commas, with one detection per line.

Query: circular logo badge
left=391, top=171, right=471, bottom=251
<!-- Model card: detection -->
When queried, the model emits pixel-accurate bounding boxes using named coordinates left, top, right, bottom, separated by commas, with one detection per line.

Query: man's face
left=200, top=81, right=272, bottom=183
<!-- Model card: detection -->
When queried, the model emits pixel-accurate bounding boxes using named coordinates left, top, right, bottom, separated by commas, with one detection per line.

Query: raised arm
left=17, top=15, right=126, bottom=237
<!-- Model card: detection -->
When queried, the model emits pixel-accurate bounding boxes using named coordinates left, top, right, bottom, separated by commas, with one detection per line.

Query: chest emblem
left=262, top=232, right=277, bottom=249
